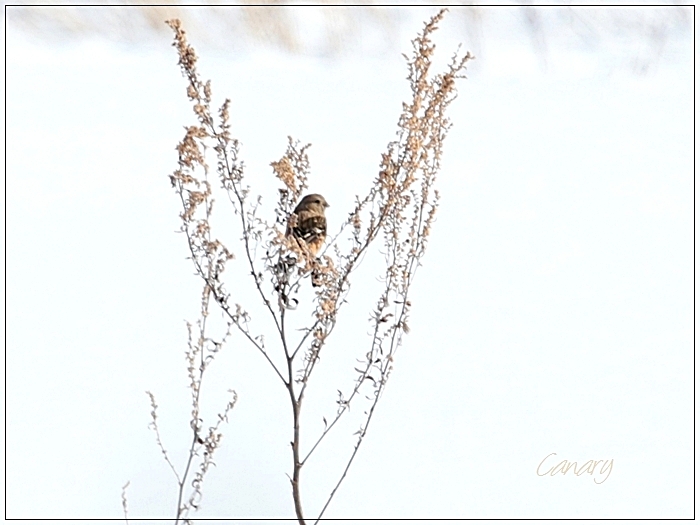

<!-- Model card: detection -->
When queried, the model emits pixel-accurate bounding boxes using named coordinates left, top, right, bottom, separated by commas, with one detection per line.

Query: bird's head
left=297, top=193, right=330, bottom=212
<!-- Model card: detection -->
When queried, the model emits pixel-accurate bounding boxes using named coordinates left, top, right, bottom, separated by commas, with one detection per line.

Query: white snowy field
left=4, top=5, right=694, bottom=520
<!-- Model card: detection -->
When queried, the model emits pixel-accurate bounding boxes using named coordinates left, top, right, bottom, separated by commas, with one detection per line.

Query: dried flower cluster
left=136, top=10, right=472, bottom=524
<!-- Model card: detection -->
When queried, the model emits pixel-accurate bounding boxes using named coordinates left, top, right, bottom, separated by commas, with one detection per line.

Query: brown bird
left=286, top=193, right=329, bottom=257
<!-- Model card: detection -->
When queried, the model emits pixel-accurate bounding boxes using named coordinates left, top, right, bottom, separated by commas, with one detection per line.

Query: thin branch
left=146, top=391, right=181, bottom=485
left=121, top=481, right=130, bottom=525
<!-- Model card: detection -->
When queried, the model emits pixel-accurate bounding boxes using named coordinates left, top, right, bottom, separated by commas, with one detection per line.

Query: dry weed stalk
left=151, top=9, right=472, bottom=523
left=144, top=279, right=238, bottom=524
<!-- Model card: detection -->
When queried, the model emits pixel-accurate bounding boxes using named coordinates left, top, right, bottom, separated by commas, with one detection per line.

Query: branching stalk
left=157, top=9, right=472, bottom=522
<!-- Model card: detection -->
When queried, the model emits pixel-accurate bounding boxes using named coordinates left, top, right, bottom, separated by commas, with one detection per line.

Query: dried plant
left=133, top=8, right=472, bottom=523
left=143, top=280, right=238, bottom=524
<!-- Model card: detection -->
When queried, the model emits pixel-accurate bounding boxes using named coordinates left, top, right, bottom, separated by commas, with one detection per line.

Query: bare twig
left=121, top=481, right=130, bottom=525
left=146, top=391, right=181, bottom=485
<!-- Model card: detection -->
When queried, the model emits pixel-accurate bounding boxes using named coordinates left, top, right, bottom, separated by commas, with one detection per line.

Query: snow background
left=4, top=4, right=694, bottom=520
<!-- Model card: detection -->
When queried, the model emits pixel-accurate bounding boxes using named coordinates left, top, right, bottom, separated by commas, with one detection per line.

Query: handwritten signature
left=537, top=452, right=613, bottom=484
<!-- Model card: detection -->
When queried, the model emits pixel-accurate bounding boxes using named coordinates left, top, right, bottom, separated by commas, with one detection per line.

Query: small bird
left=286, top=193, right=329, bottom=257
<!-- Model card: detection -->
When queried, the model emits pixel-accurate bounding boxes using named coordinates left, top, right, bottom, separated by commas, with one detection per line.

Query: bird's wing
left=293, top=212, right=327, bottom=245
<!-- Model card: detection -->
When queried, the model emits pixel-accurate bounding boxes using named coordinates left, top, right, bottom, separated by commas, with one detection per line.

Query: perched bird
left=286, top=193, right=329, bottom=257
